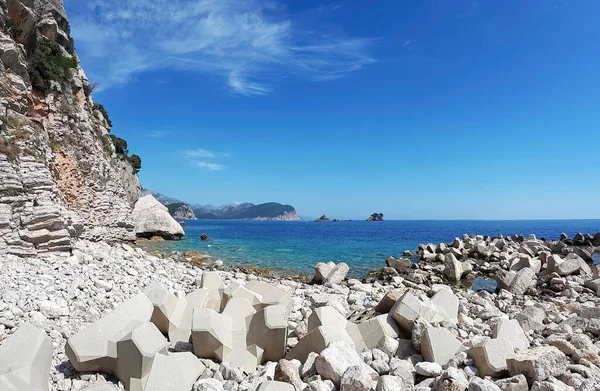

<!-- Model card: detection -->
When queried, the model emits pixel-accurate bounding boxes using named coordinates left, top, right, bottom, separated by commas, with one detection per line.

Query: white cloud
left=69, top=0, right=375, bottom=95
left=196, top=161, right=227, bottom=171
left=186, top=149, right=215, bottom=158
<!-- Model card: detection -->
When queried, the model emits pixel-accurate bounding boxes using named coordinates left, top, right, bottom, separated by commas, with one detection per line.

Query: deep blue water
left=152, top=220, right=600, bottom=277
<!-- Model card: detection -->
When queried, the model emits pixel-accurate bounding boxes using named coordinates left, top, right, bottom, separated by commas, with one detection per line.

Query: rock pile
left=1, top=232, right=600, bottom=391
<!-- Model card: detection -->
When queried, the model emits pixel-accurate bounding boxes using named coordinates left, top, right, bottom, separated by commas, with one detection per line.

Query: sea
left=148, top=219, right=600, bottom=278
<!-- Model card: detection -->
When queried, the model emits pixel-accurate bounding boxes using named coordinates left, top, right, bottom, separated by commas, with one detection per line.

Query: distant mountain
left=143, top=189, right=299, bottom=221
left=141, top=189, right=183, bottom=205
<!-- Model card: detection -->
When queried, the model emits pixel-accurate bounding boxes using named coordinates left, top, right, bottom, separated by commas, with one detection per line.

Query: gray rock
left=376, top=375, right=404, bottom=391
left=132, top=195, right=185, bottom=240
left=415, top=361, right=442, bottom=377
left=316, top=341, right=364, bottom=386
left=275, top=359, right=302, bottom=391
left=468, top=378, right=501, bottom=391
left=494, top=375, right=528, bottom=391
left=340, top=365, right=377, bottom=391
left=435, top=367, right=469, bottom=391
left=506, top=346, right=568, bottom=384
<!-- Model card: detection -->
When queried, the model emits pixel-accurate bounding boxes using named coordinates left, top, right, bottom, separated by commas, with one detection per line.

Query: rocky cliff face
left=0, top=0, right=142, bottom=256
left=166, top=203, right=197, bottom=220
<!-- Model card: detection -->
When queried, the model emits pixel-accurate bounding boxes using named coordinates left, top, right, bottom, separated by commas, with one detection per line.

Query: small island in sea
left=367, top=213, right=384, bottom=221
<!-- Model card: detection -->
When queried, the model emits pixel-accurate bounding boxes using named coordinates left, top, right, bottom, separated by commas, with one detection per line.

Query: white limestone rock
left=132, top=195, right=184, bottom=240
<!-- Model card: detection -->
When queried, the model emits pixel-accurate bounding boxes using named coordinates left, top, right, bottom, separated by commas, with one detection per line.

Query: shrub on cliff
left=109, top=135, right=128, bottom=156
left=128, top=154, right=142, bottom=173
left=27, top=37, right=78, bottom=92
left=93, top=103, right=112, bottom=128
left=3, top=17, right=23, bottom=39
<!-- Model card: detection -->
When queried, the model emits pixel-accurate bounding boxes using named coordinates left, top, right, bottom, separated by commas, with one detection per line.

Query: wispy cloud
left=196, top=161, right=227, bottom=171
left=69, top=0, right=375, bottom=95
left=186, top=149, right=215, bottom=158
left=147, top=130, right=170, bottom=138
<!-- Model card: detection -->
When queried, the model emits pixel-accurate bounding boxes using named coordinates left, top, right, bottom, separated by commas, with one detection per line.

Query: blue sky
left=65, top=0, right=600, bottom=220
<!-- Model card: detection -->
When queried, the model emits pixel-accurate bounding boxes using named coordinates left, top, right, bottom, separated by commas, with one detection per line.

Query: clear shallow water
left=152, top=220, right=600, bottom=278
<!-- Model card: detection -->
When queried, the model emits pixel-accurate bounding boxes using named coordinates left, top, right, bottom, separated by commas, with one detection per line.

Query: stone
left=415, top=361, right=442, bottom=377
left=425, top=287, right=459, bottom=324
left=340, top=365, right=377, bottom=391
left=468, top=377, right=502, bottom=391
left=508, top=268, right=537, bottom=295
left=194, top=378, right=226, bottom=391
left=530, top=377, right=575, bottom=391
left=376, top=375, right=404, bottom=391
left=377, top=335, right=399, bottom=358
left=313, top=262, right=350, bottom=285
left=145, top=352, right=204, bottom=391
left=390, top=292, right=422, bottom=333
left=375, top=289, right=403, bottom=314
left=494, top=375, right=528, bottom=391
left=255, top=381, right=296, bottom=391
left=0, top=323, right=53, bottom=391
left=387, top=257, right=412, bottom=271
left=444, top=253, right=471, bottom=281
left=436, top=368, right=469, bottom=391
left=355, top=315, right=400, bottom=352
left=245, top=280, right=291, bottom=312
left=492, top=319, right=529, bottom=351
left=420, top=327, right=463, bottom=366
left=115, top=322, right=167, bottom=391
left=65, top=293, right=154, bottom=373
left=514, top=306, right=546, bottom=332
left=132, top=195, right=185, bottom=240
left=275, top=359, right=302, bottom=391
left=316, top=341, right=364, bottom=386
left=506, top=346, right=568, bottom=384
left=554, top=256, right=583, bottom=276
left=467, top=338, right=514, bottom=378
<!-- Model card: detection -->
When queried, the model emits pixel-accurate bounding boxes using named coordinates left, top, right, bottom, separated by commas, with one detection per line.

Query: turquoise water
left=153, top=220, right=600, bottom=277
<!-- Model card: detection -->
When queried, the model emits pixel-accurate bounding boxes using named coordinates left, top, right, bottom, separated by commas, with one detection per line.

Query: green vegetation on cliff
left=27, top=37, right=78, bottom=92
left=107, top=135, right=142, bottom=173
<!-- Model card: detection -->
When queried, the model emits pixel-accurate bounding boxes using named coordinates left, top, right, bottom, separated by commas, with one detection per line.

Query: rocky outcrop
left=315, top=215, right=330, bottom=222
left=166, top=202, right=196, bottom=220
left=0, top=0, right=142, bottom=255
left=367, top=213, right=384, bottom=221
left=132, top=195, right=184, bottom=240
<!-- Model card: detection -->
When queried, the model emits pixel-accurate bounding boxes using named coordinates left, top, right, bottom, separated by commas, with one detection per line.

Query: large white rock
left=316, top=341, right=364, bottom=386
left=506, top=346, right=568, bottom=384
left=132, top=195, right=184, bottom=240
left=0, top=323, right=53, bottom=391
left=468, top=338, right=514, bottom=378
left=492, top=319, right=529, bottom=351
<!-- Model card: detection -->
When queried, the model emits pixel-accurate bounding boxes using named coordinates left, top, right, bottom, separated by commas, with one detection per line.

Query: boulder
left=274, top=359, right=302, bottom=391
left=492, top=319, right=529, bottom=351
left=468, top=378, right=502, bottom=391
left=467, top=338, right=514, bottom=378
left=593, top=232, right=600, bottom=246
left=420, top=327, right=463, bottom=366
left=554, top=256, right=583, bottom=276
left=415, top=362, right=442, bottom=377
left=0, top=323, right=53, bottom=391
left=390, top=292, right=422, bottom=333
left=316, top=341, right=364, bottom=386
left=508, top=267, right=537, bottom=295
left=132, top=195, right=185, bottom=240
left=514, top=306, right=546, bottom=332
left=340, top=365, right=377, bottom=391
left=387, top=257, right=411, bottom=271
left=444, top=253, right=471, bottom=281
left=506, top=346, right=568, bottom=384
left=376, top=375, right=404, bottom=391
left=436, top=368, right=469, bottom=391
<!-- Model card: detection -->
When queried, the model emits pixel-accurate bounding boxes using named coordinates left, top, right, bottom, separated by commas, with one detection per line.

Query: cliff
left=0, top=0, right=142, bottom=256
left=166, top=202, right=197, bottom=220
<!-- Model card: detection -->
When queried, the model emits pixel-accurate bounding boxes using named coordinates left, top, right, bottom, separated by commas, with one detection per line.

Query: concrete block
left=285, top=326, right=355, bottom=362
left=492, top=319, right=529, bottom=351
left=65, top=293, right=153, bottom=374
left=420, top=327, right=463, bottom=366
left=144, top=352, right=204, bottom=391
left=356, top=314, right=400, bottom=352
left=467, top=338, right=514, bottom=378
left=115, top=323, right=167, bottom=391
left=390, top=292, right=422, bottom=333
left=0, top=323, right=52, bottom=391
left=191, top=308, right=233, bottom=363
left=200, top=271, right=225, bottom=311
left=247, top=305, right=288, bottom=362
left=223, top=282, right=263, bottom=310
left=506, top=346, right=568, bottom=384
left=146, top=285, right=190, bottom=343
left=245, top=280, right=291, bottom=313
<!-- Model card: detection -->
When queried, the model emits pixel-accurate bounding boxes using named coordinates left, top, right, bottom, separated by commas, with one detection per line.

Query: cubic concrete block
left=185, top=288, right=213, bottom=309
left=468, top=338, right=514, bottom=378
left=420, top=327, right=463, bottom=366
left=223, top=282, right=263, bottom=310
left=492, top=319, right=529, bottom=351
left=285, top=326, right=355, bottom=362
left=0, top=323, right=53, bottom=391
left=245, top=280, right=292, bottom=313
left=427, top=288, right=459, bottom=324
left=191, top=308, right=233, bottom=363
left=144, top=352, right=204, bottom=391
left=65, top=293, right=154, bottom=374
left=308, top=306, right=348, bottom=333
left=255, top=381, right=295, bottom=391
left=247, top=305, right=288, bottom=362
left=115, top=323, right=167, bottom=391
left=146, top=285, right=190, bottom=343
left=374, top=289, right=403, bottom=314
left=390, top=292, right=422, bottom=333
left=200, top=271, right=225, bottom=311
